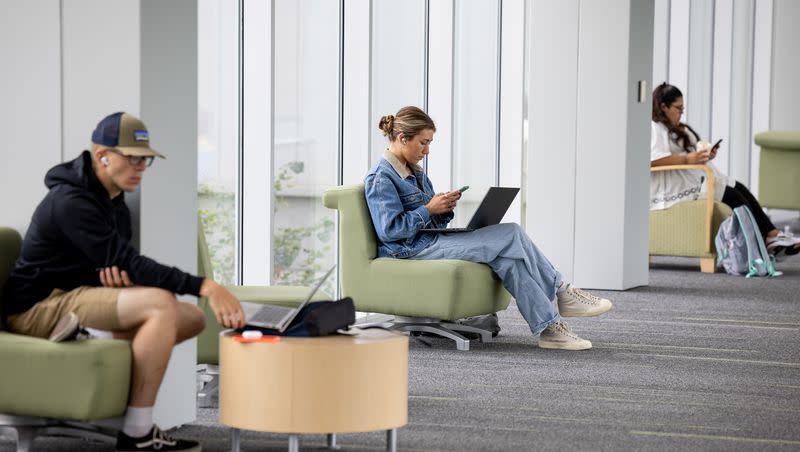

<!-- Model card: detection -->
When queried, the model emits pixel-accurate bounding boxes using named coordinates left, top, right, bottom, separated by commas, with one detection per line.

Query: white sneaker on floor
left=766, top=231, right=800, bottom=256
left=538, top=320, right=592, bottom=350
left=557, top=285, right=613, bottom=317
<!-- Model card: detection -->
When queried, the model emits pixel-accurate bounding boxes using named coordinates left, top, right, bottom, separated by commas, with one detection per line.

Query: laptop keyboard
left=249, top=304, right=293, bottom=325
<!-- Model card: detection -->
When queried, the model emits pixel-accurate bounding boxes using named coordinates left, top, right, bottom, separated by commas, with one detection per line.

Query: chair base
left=356, top=315, right=493, bottom=351
left=0, top=414, right=122, bottom=452
left=197, top=364, right=220, bottom=408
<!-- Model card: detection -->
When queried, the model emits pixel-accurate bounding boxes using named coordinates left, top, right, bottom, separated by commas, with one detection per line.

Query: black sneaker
left=456, top=313, right=501, bottom=339
left=116, top=426, right=201, bottom=452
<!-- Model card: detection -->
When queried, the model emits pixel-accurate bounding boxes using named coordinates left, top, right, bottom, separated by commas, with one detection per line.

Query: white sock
left=122, top=406, right=153, bottom=438
left=557, top=281, right=569, bottom=294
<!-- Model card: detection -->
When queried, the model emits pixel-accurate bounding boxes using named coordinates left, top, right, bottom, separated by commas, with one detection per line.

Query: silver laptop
left=419, top=187, right=519, bottom=233
left=242, top=265, right=335, bottom=332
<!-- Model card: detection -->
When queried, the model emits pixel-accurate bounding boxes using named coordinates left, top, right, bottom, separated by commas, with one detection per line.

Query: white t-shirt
left=649, top=121, right=734, bottom=210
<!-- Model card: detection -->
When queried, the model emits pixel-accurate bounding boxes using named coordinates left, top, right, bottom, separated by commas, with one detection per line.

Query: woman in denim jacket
left=364, top=106, right=612, bottom=350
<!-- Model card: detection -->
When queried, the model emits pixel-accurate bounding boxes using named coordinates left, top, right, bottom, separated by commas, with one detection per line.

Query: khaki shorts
left=7, top=286, right=123, bottom=338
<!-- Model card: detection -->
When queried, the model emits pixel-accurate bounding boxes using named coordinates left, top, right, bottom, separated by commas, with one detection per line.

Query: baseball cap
left=91, top=112, right=165, bottom=159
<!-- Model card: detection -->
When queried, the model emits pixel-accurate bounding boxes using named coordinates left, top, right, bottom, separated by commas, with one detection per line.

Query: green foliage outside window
left=198, top=184, right=236, bottom=285
left=198, top=161, right=334, bottom=290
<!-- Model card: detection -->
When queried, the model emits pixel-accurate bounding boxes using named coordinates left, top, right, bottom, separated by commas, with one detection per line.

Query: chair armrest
left=650, top=164, right=716, bottom=254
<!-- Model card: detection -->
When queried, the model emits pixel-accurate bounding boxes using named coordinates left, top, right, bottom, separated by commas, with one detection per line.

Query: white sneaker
left=557, top=285, right=613, bottom=317
left=538, top=320, right=592, bottom=350
left=766, top=231, right=800, bottom=256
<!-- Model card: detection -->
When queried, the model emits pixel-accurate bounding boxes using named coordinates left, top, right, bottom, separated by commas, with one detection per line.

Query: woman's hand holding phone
left=709, top=139, right=722, bottom=160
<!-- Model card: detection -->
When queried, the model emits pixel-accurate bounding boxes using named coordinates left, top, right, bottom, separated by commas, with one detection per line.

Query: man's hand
left=98, top=266, right=134, bottom=288
left=200, top=279, right=246, bottom=329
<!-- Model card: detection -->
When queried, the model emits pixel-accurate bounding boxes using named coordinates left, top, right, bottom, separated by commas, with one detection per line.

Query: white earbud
left=101, top=156, right=109, bottom=166
left=401, top=138, right=407, bottom=144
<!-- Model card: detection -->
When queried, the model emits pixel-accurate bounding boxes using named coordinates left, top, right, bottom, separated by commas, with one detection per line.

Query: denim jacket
left=364, top=151, right=454, bottom=258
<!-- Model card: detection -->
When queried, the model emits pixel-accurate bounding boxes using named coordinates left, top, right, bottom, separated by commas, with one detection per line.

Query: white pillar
left=140, top=0, right=199, bottom=429
left=527, top=0, right=653, bottom=290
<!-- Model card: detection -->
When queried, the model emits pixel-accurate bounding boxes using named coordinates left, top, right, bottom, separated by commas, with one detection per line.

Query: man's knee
left=118, top=287, right=179, bottom=326
left=182, top=304, right=206, bottom=338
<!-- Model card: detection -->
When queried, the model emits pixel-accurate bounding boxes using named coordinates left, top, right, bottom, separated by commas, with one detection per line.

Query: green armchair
left=0, top=227, right=132, bottom=451
left=755, top=131, right=800, bottom=211
left=649, top=165, right=732, bottom=272
left=323, top=184, right=510, bottom=351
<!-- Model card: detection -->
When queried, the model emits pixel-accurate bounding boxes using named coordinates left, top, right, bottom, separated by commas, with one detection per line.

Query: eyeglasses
left=671, top=104, right=685, bottom=113
left=107, top=149, right=155, bottom=167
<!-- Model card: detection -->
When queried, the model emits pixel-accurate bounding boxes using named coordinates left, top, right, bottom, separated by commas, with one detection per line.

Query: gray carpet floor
left=3, top=231, right=799, bottom=451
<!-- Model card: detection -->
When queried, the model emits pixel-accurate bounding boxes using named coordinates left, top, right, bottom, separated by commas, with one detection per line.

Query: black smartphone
left=712, top=139, right=723, bottom=151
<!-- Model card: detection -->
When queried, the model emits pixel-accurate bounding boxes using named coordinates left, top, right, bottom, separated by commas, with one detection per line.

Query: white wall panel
left=686, top=0, right=713, bottom=138
left=652, top=0, right=670, bottom=86
left=61, top=0, right=140, bottom=161
left=728, top=0, right=755, bottom=185
left=668, top=0, right=690, bottom=92
left=574, top=0, right=651, bottom=290
left=711, top=0, right=733, bottom=174
left=770, top=0, right=800, bottom=131
left=499, top=0, right=525, bottom=225
left=526, top=0, right=580, bottom=281
left=426, top=0, right=454, bottom=192
left=342, top=0, right=371, bottom=185
left=140, top=0, right=200, bottom=429
left=0, top=1, right=62, bottom=235
left=370, top=0, right=426, bottom=165
left=241, top=0, right=272, bottom=284
left=750, top=0, right=773, bottom=196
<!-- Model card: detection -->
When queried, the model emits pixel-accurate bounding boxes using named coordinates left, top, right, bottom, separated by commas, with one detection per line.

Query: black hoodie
left=2, top=151, right=204, bottom=317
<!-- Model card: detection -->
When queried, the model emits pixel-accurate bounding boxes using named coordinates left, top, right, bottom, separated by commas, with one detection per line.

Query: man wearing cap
left=1, top=112, right=244, bottom=452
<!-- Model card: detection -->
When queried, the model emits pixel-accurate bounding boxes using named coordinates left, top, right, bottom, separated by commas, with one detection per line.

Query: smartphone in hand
left=457, top=185, right=470, bottom=193
left=711, top=139, right=723, bottom=151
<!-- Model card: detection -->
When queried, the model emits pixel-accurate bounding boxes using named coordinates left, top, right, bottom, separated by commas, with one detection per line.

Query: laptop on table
left=241, top=265, right=335, bottom=332
left=419, top=187, right=519, bottom=233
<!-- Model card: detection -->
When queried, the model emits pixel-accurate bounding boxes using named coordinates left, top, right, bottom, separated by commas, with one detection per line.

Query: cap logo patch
left=133, top=130, right=149, bottom=142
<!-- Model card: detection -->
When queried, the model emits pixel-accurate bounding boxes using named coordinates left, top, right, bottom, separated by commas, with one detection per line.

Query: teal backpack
left=715, top=206, right=781, bottom=277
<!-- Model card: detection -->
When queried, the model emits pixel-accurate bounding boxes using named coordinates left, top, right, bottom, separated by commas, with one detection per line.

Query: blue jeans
left=411, top=223, right=561, bottom=335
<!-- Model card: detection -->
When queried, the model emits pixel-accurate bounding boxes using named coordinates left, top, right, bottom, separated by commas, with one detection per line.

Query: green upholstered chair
left=0, top=227, right=132, bottom=451
left=323, top=184, right=511, bottom=351
left=754, top=131, right=800, bottom=211
left=195, top=218, right=329, bottom=405
left=649, top=165, right=732, bottom=272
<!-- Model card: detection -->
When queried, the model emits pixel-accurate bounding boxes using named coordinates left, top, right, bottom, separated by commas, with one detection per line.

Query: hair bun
left=378, top=115, right=395, bottom=136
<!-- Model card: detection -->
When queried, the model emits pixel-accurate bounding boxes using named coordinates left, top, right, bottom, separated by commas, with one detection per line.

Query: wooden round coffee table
left=219, top=328, right=408, bottom=452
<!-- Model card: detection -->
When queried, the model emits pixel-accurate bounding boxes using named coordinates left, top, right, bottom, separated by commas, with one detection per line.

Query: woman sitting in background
left=650, top=82, right=799, bottom=255
left=364, top=106, right=612, bottom=351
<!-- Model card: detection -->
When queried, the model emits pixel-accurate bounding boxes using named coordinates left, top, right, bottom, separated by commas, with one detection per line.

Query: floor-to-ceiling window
left=198, top=0, right=239, bottom=284
left=272, top=0, right=339, bottom=291
left=199, top=0, right=524, bottom=291
left=451, top=0, right=501, bottom=226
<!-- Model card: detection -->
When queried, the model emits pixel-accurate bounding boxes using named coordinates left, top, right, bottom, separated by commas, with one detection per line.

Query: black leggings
left=721, top=181, right=776, bottom=238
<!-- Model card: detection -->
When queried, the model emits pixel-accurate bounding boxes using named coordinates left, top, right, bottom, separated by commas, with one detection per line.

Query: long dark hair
left=652, top=82, right=700, bottom=152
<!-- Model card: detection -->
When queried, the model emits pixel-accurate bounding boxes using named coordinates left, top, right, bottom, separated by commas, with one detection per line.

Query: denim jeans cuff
left=531, top=314, right=560, bottom=336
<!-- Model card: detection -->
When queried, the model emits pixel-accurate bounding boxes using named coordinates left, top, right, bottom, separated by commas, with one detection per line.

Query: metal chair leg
left=327, top=433, right=340, bottom=449
left=386, top=428, right=397, bottom=452
left=230, top=428, right=241, bottom=452
left=288, top=434, right=299, bottom=452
